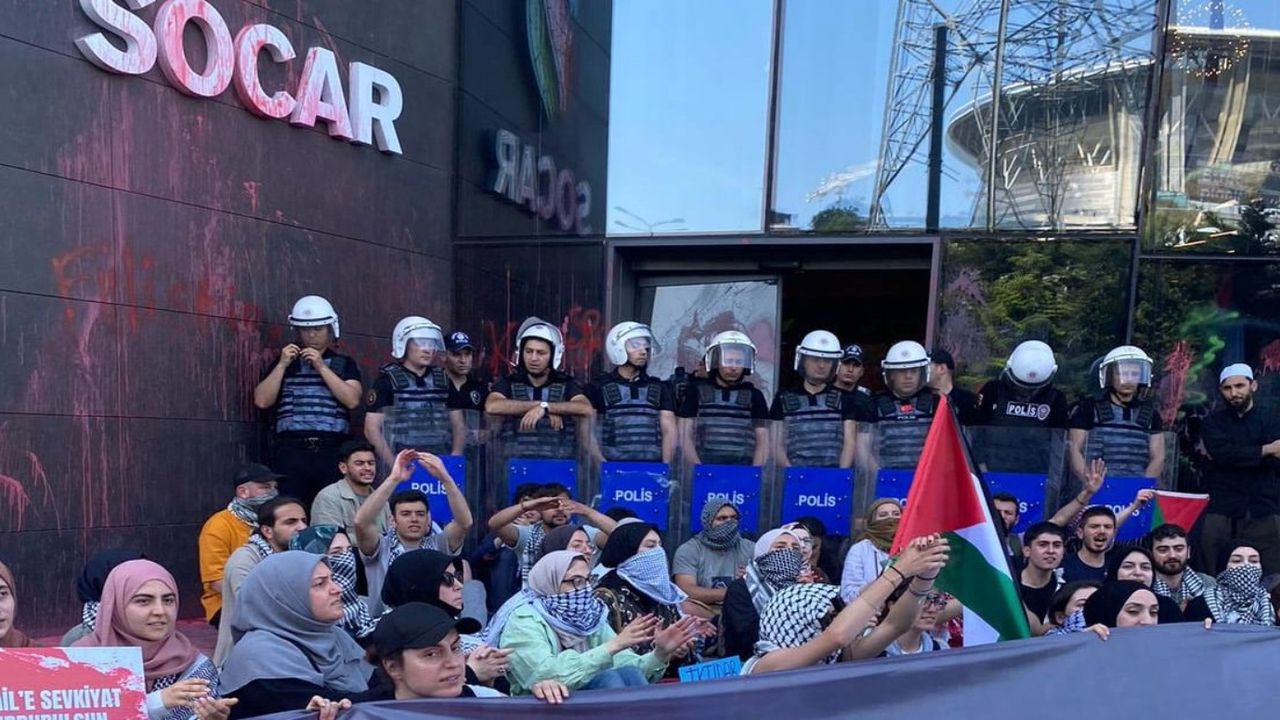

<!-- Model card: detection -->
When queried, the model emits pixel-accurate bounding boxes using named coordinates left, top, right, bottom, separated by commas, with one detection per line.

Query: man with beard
left=486, top=317, right=594, bottom=461
left=214, top=496, right=309, bottom=664
left=355, top=450, right=474, bottom=615
left=679, top=331, right=771, bottom=466
left=312, top=440, right=383, bottom=541
left=1200, top=364, right=1280, bottom=573
left=198, top=463, right=283, bottom=626
left=673, top=499, right=756, bottom=607
left=1150, top=523, right=1215, bottom=611
left=486, top=482, right=617, bottom=585
left=1019, top=522, right=1066, bottom=622
left=771, top=330, right=856, bottom=468
left=586, top=322, right=676, bottom=463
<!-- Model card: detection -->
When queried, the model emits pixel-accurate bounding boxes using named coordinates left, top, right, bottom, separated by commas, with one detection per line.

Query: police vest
left=780, top=387, right=845, bottom=467
left=694, top=383, right=756, bottom=465
left=874, top=391, right=936, bottom=469
left=990, top=382, right=1057, bottom=427
left=380, top=364, right=452, bottom=455
left=1087, top=397, right=1155, bottom=476
left=276, top=355, right=351, bottom=434
left=598, top=377, right=664, bottom=462
left=505, top=380, right=575, bottom=460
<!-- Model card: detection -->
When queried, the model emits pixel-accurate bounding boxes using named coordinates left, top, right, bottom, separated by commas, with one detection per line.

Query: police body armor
left=381, top=363, right=452, bottom=455
left=1087, top=397, right=1155, bottom=476
left=599, top=377, right=664, bottom=462
left=506, top=380, right=575, bottom=459
left=780, top=388, right=845, bottom=467
left=695, top=383, right=756, bottom=465
left=874, top=391, right=936, bottom=469
left=276, top=356, right=350, bottom=434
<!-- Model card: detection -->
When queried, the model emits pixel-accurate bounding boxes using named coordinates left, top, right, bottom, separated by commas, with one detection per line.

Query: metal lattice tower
left=869, top=0, right=1159, bottom=230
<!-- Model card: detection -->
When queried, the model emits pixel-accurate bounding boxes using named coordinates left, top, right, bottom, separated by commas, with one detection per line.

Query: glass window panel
left=1148, top=0, right=1280, bottom=255
left=608, top=0, right=775, bottom=235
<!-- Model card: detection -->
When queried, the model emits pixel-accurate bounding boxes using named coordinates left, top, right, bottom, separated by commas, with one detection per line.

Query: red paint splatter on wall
left=560, top=305, right=602, bottom=378
left=1158, top=340, right=1192, bottom=426
left=1259, top=340, right=1280, bottom=376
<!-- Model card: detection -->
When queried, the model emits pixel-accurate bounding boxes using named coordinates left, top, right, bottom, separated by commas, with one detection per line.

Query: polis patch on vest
left=1004, top=401, right=1051, bottom=421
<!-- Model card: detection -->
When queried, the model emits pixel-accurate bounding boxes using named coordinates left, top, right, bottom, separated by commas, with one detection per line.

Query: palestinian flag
left=1149, top=490, right=1210, bottom=532
left=890, top=394, right=1030, bottom=645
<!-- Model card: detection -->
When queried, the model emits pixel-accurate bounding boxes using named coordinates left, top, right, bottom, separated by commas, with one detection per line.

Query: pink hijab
left=74, top=560, right=198, bottom=686
left=0, top=561, right=33, bottom=648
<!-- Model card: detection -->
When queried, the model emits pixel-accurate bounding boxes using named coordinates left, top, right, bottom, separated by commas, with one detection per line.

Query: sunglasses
left=439, top=571, right=463, bottom=588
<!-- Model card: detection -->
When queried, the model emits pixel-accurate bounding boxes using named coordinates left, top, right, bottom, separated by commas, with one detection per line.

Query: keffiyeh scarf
left=246, top=534, right=274, bottom=560
left=744, top=548, right=805, bottom=614
left=530, top=586, right=610, bottom=652
left=326, top=550, right=377, bottom=639
left=1045, top=609, right=1087, bottom=636
left=1152, top=569, right=1206, bottom=607
left=696, top=499, right=741, bottom=552
left=617, top=548, right=688, bottom=607
left=80, top=601, right=100, bottom=632
left=385, top=523, right=445, bottom=564
left=149, top=655, right=219, bottom=718
left=755, top=583, right=842, bottom=665
left=519, top=523, right=548, bottom=583
left=228, top=491, right=278, bottom=527
left=1204, top=565, right=1274, bottom=626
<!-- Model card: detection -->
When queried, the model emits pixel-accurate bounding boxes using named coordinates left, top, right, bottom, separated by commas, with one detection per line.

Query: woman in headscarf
left=381, top=549, right=511, bottom=691
left=538, top=524, right=595, bottom=562
left=61, top=548, right=145, bottom=645
left=1046, top=580, right=1101, bottom=632
left=289, top=526, right=376, bottom=642
left=1105, top=546, right=1184, bottom=623
left=1080, top=580, right=1161, bottom=637
left=73, top=559, right=231, bottom=720
left=671, top=499, right=755, bottom=610
left=721, top=528, right=805, bottom=660
left=0, top=561, right=33, bottom=648
left=218, top=552, right=380, bottom=719
left=1183, top=543, right=1276, bottom=626
left=781, top=522, right=818, bottom=583
left=840, top=499, right=901, bottom=602
left=493, top=550, right=702, bottom=694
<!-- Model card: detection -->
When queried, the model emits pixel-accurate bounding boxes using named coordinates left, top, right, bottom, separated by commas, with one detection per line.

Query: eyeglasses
left=924, top=593, right=948, bottom=608
left=439, top=572, right=463, bottom=588
left=560, top=576, right=592, bottom=591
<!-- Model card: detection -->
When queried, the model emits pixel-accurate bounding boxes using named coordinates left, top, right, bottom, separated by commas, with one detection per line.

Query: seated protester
left=1019, top=522, right=1066, bottom=626
left=723, top=529, right=805, bottom=661
left=492, top=550, right=702, bottom=694
left=781, top=522, right=818, bottom=583
left=1150, top=523, right=1215, bottom=611
left=380, top=550, right=511, bottom=691
left=199, top=463, right=282, bottom=628
left=214, top=496, right=309, bottom=665
left=605, top=506, right=639, bottom=522
left=672, top=499, right=755, bottom=609
left=60, top=549, right=145, bottom=646
left=354, top=449, right=473, bottom=616
left=840, top=499, right=901, bottom=602
left=363, top=603, right=569, bottom=704
left=1183, top=543, right=1276, bottom=626
left=1104, top=547, right=1183, bottom=623
left=219, top=552, right=379, bottom=719
left=742, top=535, right=949, bottom=674
left=539, top=524, right=597, bottom=563
left=486, top=483, right=617, bottom=586
left=310, top=441, right=383, bottom=542
left=74, top=560, right=231, bottom=720
left=1044, top=580, right=1101, bottom=634
left=0, top=561, right=32, bottom=648
left=470, top=482, right=542, bottom=613
left=289, top=526, right=376, bottom=642
left=791, top=516, right=835, bottom=584
left=1080, top=580, right=1161, bottom=638
left=879, top=587, right=949, bottom=657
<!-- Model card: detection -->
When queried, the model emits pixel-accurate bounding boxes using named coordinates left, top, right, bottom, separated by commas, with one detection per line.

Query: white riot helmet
left=288, top=295, right=340, bottom=339
left=1003, top=340, right=1058, bottom=390
left=793, top=330, right=842, bottom=370
left=704, top=330, right=757, bottom=376
left=881, top=340, right=931, bottom=384
left=606, top=321, right=659, bottom=366
left=391, top=316, right=445, bottom=360
left=514, top=317, right=565, bottom=370
left=1098, top=345, right=1153, bottom=389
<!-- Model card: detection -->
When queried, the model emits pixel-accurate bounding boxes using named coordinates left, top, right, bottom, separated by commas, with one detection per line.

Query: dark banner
left=252, top=625, right=1280, bottom=719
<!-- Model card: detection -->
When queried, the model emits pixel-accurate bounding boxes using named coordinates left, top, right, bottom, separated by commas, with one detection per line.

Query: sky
left=606, top=0, right=1280, bottom=236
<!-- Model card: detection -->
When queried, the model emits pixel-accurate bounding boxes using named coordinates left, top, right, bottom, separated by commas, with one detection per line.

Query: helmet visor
left=624, top=336, right=653, bottom=353
left=709, top=343, right=755, bottom=372
left=1107, top=359, right=1152, bottom=387
left=405, top=328, right=445, bottom=353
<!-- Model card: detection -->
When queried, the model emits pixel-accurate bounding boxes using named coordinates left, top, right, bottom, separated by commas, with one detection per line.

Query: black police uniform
left=587, top=370, right=676, bottom=463
left=491, top=369, right=585, bottom=460
left=770, top=384, right=856, bottom=467
left=859, top=388, right=940, bottom=469
left=678, top=377, right=770, bottom=465
left=268, top=349, right=361, bottom=505
left=970, top=379, right=1071, bottom=473
left=1068, top=393, right=1163, bottom=477
left=366, top=363, right=459, bottom=457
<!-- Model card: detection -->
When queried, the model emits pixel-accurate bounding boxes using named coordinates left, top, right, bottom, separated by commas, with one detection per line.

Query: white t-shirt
left=363, top=523, right=461, bottom=616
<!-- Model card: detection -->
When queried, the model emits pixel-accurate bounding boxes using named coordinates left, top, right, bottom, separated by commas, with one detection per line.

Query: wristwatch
left=539, top=401, right=549, bottom=414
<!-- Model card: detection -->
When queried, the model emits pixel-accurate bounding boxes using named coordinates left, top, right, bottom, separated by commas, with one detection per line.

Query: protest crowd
left=3, top=294, right=1279, bottom=720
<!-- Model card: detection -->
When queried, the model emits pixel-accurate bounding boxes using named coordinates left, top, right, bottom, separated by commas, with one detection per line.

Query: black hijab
left=77, top=549, right=145, bottom=603
left=1105, top=546, right=1184, bottom=622
left=599, top=522, right=659, bottom=569
left=538, top=524, right=589, bottom=560
left=1082, top=580, right=1157, bottom=628
left=381, top=550, right=463, bottom=614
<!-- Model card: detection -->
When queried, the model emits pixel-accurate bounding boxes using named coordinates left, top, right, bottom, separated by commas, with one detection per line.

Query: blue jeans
left=579, top=666, right=649, bottom=691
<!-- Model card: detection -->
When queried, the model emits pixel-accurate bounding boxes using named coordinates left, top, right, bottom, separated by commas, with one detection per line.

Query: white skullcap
left=1219, top=363, right=1254, bottom=384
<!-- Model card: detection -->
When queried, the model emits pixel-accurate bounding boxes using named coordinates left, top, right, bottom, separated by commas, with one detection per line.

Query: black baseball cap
left=371, top=603, right=482, bottom=657
left=930, top=348, right=956, bottom=370
left=446, top=331, right=475, bottom=352
left=841, top=344, right=864, bottom=364
left=233, top=462, right=284, bottom=488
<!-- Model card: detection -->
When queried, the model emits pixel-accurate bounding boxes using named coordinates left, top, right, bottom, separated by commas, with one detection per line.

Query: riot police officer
left=587, top=322, right=677, bottom=463
left=364, top=316, right=464, bottom=468
left=860, top=340, right=940, bottom=471
left=971, top=340, right=1071, bottom=474
left=252, top=295, right=362, bottom=505
left=771, top=330, right=855, bottom=468
left=678, top=331, right=770, bottom=466
left=485, top=317, right=594, bottom=460
left=1068, top=345, right=1165, bottom=481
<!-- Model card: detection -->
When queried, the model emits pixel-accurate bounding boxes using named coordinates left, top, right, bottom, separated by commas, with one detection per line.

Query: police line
left=252, top=624, right=1280, bottom=719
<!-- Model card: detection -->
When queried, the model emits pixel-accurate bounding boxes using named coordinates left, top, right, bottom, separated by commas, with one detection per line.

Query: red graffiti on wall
left=1259, top=340, right=1280, bottom=376
left=482, top=319, right=520, bottom=379
left=561, top=305, right=603, bottom=377
left=1157, top=340, right=1193, bottom=426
